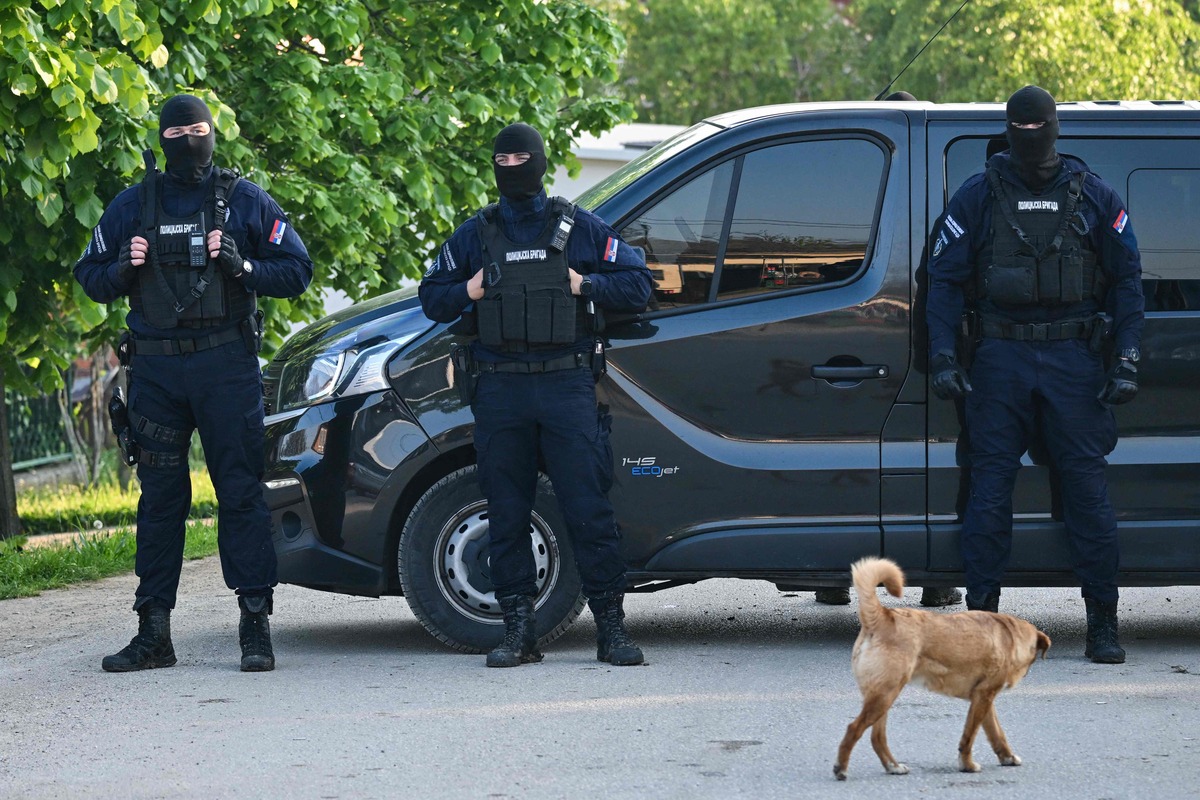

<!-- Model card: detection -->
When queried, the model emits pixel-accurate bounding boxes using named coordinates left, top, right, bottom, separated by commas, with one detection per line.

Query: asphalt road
left=2, top=556, right=1198, bottom=800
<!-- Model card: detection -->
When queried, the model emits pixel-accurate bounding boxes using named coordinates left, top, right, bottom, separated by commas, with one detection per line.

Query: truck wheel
left=398, top=465, right=585, bottom=654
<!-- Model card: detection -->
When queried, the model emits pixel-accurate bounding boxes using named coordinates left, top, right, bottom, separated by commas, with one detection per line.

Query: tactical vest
left=475, top=197, right=590, bottom=353
left=977, top=167, right=1106, bottom=309
left=131, top=150, right=256, bottom=330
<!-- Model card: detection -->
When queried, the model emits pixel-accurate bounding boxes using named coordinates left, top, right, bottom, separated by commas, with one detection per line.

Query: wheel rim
left=434, top=500, right=559, bottom=624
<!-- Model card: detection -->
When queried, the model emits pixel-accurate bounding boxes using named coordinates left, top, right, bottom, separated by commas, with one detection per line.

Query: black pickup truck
left=258, top=100, right=1200, bottom=652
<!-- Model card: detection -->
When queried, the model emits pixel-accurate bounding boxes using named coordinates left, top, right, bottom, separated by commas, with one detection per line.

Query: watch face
left=1121, top=347, right=1140, bottom=362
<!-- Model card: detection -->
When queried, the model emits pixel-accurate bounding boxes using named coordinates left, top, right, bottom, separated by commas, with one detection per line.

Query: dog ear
left=1036, top=630, right=1052, bottom=659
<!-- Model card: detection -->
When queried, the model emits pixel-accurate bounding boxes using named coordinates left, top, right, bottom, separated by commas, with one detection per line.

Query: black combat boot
left=920, top=587, right=964, bottom=607
left=815, top=588, right=851, bottom=605
left=102, top=604, right=177, bottom=672
left=966, top=589, right=1000, bottom=612
left=486, top=595, right=543, bottom=668
left=239, top=596, right=275, bottom=672
left=1084, top=598, right=1126, bottom=664
left=589, top=593, right=644, bottom=666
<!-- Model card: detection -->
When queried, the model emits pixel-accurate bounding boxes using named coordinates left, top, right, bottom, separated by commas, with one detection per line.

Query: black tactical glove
left=213, top=231, right=245, bottom=278
left=1098, top=360, right=1138, bottom=406
left=117, top=240, right=138, bottom=282
left=930, top=353, right=973, bottom=400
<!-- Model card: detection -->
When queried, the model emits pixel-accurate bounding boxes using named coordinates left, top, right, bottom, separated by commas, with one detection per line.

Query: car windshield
left=573, top=122, right=724, bottom=211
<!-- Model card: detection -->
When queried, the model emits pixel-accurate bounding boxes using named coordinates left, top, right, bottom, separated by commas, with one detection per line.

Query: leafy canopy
left=853, top=0, right=1200, bottom=102
left=0, top=0, right=630, bottom=392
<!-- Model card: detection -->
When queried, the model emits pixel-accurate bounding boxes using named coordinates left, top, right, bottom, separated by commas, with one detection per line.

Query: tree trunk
left=0, top=365, right=24, bottom=540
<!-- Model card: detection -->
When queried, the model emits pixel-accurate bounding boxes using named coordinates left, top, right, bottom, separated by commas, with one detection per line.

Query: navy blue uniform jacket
left=419, top=190, right=652, bottom=362
left=927, top=153, right=1144, bottom=359
left=74, top=164, right=313, bottom=338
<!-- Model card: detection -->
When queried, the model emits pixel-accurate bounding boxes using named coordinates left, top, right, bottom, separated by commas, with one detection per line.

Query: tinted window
left=1129, top=169, right=1200, bottom=311
left=622, top=138, right=886, bottom=310
left=621, top=161, right=734, bottom=308
left=718, top=139, right=885, bottom=300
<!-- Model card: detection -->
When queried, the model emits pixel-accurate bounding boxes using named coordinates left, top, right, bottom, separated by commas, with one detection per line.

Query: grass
left=2, top=462, right=221, bottom=600
left=0, top=521, right=218, bottom=600
left=16, top=469, right=218, bottom=535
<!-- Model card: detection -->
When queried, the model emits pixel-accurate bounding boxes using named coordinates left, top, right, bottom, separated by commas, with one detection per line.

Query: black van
left=259, top=100, right=1200, bottom=653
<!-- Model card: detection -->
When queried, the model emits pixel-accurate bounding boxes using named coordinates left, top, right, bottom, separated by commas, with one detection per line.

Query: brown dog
left=833, top=557, right=1051, bottom=780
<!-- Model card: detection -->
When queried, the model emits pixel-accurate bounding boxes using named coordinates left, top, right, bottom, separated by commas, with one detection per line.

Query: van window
left=718, top=139, right=885, bottom=300
left=620, top=161, right=734, bottom=308
left=622, top=138, right=886, bottom=309
left=1129, top=169, right=1200, bottom=311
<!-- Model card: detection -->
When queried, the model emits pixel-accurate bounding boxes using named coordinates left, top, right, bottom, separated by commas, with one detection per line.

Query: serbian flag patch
left=1112, top=210, right=1128, bottom=234
left=604, top=237, right=619, bottom=262
left=269, top=219, right=287, bottom=245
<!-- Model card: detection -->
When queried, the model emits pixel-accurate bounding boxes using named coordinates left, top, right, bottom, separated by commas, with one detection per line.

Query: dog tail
left=1036, top=630, right=1052, bottom=659
left=851, top=557, right=905, bottom=632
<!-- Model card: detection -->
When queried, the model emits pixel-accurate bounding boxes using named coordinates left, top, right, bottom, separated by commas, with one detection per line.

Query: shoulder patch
left=944, top=214, right=965, bottom=239
left=1112, top=209, right=1128, bottom=234
left=268, top=219, right=287, bottom=245
left=604, top=237, right=619, bottom=262
left=932, top=230, right=949, bottom=258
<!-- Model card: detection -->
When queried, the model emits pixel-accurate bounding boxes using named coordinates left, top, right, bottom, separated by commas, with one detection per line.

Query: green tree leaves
left=0, top=0, right=630, bottom=393
left=853, top=0, right=1200, bottom=102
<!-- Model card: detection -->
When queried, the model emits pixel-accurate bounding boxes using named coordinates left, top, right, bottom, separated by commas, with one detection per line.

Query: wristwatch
left=579, top=276, right=593, bottom=298
left=1118, top=346, right=1140, bottom=363
left=238, top=259, right=254, bottom=278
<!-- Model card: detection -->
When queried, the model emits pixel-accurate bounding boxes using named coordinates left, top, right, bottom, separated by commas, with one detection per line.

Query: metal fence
left=4, top=389, right=73, bottom=471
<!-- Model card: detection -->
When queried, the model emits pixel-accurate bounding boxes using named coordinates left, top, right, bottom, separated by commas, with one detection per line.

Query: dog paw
left=959, top=760, right=982, bottom=773
left=833, top=764, right=848, bottom=781
left=886, top=762, right=909, bottom=775
left=1000, top=754, right=1022, bottom=767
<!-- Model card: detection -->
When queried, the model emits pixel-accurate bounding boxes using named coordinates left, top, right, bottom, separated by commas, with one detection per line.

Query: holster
left=591, top=336, right=608, bottom=381
left=957, top=310, right=980, bottom=371
left=108, top=386, right=140, bottom=467
left=1089, top=315, right=1113, bottom=358
left=241, top=309, right=265, bottom=354
left=450, top=343, right=478, bottom=406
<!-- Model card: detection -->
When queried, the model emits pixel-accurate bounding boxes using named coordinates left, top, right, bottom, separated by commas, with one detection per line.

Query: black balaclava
left=492, top=123, right=547, bottom=201
left=1005, top=85, right=1061, bottom=191
left=884, top=91, right=917, bottom=101
left=158, top=94, right=215, bottom=184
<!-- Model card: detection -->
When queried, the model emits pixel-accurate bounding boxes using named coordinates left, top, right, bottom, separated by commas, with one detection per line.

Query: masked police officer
left=419, top=123, right=653, bottom=668
left=75, top=94, right=313, bottom=672
left=927, top=85, right=1144, bottom=663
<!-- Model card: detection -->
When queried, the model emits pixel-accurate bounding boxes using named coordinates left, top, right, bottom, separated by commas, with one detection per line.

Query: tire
left=397, top=465, right=585, bottom=654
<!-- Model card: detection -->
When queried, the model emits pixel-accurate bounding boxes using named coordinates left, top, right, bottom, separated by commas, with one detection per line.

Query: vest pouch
left=174, top=268, right=228, bottom=327
left=477, top=293, right=505, bottom=348
left=500, top=290, right=527, bottom=343
left=550, top=291, right=576, bottom=345
left=984, top=255, right=1037, bottom=306
left=525, top=291, right=552, bottom=347
left=523, top=288, right=575, bottom=345
left=1058, top=246, right=1085, bottom=304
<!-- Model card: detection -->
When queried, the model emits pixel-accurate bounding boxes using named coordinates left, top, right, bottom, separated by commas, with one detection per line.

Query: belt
left=978, top=317, right=1097, bottom=342
left=478, top=352, right=592, bottom=374
left=129, top=326, right=243, bottom=356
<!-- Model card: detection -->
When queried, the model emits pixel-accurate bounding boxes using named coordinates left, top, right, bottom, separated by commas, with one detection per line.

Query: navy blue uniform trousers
left=129, top=339, right=274, bottom=609
left=472, top=367, right=625, bottom=600
left=963, top=337, right=1120, bottom=603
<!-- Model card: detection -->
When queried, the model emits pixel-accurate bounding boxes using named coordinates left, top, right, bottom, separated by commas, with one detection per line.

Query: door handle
left=811, top=365, right=889, bottom=380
